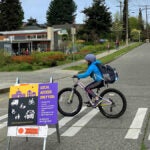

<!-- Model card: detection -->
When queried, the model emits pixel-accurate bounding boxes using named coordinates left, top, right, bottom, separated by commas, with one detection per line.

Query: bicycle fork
left=67, top=88, right=75, bottom=104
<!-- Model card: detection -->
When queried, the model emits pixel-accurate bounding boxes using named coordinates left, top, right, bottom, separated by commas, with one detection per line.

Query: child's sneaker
left=84, top=101, right=92, bottom=107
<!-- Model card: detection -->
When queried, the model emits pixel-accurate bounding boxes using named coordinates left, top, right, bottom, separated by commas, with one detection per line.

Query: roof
left=0, top=30, right=47, bottom=35
left=20, top=25, right=45, bottom=30
left=0, top=28, right=61, bottom=35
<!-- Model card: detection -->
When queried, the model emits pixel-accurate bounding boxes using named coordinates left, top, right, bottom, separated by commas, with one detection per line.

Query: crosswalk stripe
left=0, top=121, right=7, bottom=129
left=148, top=133, right=150, bottom=140
left=61, top=109, right=99, bottom=137
left=0, top=114, right=8, bottom=129
left=48, top=106, right=87, bottom=136
left=0, top=114, right=8, bottom=121
left=125, top=108, right=148, bottom=139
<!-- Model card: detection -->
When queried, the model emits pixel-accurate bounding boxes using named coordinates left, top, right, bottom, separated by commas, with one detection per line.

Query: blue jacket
left=77, top=60, right=103, bottom=81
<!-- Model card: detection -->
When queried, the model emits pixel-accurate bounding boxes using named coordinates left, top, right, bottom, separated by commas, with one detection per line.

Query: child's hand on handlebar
left=72, top=75, right=79, bottom=79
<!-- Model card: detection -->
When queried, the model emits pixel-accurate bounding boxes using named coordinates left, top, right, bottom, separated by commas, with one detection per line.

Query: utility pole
left=119, top=1, right=123, bottom=22
left=125, top=0, right=128, bottom=46
left=145, top=5, right=149, bottom=40
left=116, top=0, right=123, bottom=22
left=139, top=5, right=150, bottom=41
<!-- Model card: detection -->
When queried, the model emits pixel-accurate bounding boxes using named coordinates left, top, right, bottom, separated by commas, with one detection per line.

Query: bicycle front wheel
left=58, top=88, right=83, bottom=116
left=98, top=88, right=127, bottom=118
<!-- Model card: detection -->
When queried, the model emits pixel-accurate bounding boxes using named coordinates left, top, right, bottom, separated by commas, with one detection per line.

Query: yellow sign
left=9, top=84, right=38, bottom=98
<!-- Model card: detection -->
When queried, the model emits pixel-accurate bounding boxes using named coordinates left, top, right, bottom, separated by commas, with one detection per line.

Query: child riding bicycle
left=73, top=53, right=104, bottom=107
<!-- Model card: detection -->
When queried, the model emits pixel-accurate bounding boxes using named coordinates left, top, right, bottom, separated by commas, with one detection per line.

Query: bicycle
left=58, top=77, right=127, bottom=118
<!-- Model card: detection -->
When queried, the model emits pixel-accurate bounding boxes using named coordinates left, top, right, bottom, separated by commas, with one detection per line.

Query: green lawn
left=65, top=42, right=142, bottom=72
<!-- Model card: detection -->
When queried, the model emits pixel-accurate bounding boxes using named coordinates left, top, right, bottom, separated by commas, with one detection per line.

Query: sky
left=20, top=0, right=150, bottom=24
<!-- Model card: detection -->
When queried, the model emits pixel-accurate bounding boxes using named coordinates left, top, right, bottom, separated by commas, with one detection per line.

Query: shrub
left=11, top=55, right=34, bottom=64
left=31, top=51, right=66, bottom=65
left=0, top=50, right=12, bottom=66
left=80, top=44, right=106, bottom=54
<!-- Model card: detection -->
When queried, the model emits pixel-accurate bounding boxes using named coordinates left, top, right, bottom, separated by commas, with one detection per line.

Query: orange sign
left=17, top=127, right=39, bottom=136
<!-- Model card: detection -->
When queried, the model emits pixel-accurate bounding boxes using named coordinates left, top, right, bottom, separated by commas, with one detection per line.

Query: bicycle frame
left=71, top=78, right=112, bottom=106
left=67, top=78, right=86, bottom=103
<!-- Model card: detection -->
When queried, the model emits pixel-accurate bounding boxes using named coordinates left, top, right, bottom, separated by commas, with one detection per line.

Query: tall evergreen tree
left=82, top=0, right=112, bottom=41
left=138, top=8, right=144, bottom=31
left=46, top=0, right=77, bottom=26
left=26, top=17, right=38, bottom=26
left=0, top=0, right=24, bottom=31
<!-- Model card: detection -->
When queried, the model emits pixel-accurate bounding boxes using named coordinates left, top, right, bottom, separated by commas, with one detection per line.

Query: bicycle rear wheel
left=98, top=88, right=127, bottom=118
left=58, top=88, right=83, bottom=116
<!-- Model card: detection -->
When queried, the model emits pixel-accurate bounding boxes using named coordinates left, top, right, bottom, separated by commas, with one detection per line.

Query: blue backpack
left=96, top=63, right=118, bottom=84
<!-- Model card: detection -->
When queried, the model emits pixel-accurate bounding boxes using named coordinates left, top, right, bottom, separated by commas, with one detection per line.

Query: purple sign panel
left=37, top=83, right=58, bottom=125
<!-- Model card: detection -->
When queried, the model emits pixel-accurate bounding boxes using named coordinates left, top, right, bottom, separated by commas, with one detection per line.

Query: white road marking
left=61, top=109, right=99, bottom=137
left=0, top=121, right=7, bottom=129
left=0, top=114, right=8, bottom=121
left=125, top=108, right=148, bottom=139
left=0, top=114, right=8, bottom=129
left=48, top=106, right=87, bottom=136
left=148, top=133, right=150, bottom=140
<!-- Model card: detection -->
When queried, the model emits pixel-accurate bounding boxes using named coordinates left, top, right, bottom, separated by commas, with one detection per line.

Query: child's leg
left=85, top=81, right=104, bottom=100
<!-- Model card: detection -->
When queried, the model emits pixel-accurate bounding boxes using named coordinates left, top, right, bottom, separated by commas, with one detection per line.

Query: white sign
left=7, top=125, right=48, bottom=138
left=71, top=27, right=76, bottom=35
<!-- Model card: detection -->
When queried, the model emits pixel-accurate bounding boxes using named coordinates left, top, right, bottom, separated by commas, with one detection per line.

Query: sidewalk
left=0, top=45, right=127, bottom=93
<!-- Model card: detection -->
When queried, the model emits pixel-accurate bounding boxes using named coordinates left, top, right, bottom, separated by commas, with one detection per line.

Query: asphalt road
left=0, top=43, right=150, bottom=150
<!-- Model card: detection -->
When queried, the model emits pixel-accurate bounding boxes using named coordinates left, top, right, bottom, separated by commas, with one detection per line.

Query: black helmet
left=85, top=54, right=96, bottom=62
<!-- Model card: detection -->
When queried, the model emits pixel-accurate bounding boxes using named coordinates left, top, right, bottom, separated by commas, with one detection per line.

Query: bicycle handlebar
left=72, top=75, right=80, bottom=79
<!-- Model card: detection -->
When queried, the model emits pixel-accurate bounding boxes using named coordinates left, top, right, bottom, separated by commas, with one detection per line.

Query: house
left=0, top=27, right=61, bottom=55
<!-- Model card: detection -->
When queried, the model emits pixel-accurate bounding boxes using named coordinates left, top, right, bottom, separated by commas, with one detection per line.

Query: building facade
left=0, top=27, right=60, bottom=55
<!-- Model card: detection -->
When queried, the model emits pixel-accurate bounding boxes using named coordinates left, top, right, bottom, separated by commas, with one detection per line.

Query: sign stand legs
left=56, top=123, right=60, bottom=143
left=50, top=76, right=60, bottom=143
left=43, top=137, right=47, bottom=150
left=6, top=137, right=11, bottom=150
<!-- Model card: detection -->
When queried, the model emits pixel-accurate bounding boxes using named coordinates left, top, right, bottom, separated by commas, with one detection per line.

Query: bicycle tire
left=58, top=88, right=83, bottom=116
left=98, top=88, right=127, bottom=118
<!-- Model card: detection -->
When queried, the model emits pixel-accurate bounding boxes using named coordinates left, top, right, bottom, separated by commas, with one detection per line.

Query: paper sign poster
left=7, top=125, right=48, bottom=137
left=38, top=83, right=58, bottom=125
left=8, top=83, right=58, bottom=126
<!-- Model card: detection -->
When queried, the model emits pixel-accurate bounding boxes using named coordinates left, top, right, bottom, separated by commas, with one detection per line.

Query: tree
left=138, top=8, right=144, bottom=31
left=46, top=0, right=77, bottom=26
left=0, top=0, right=24, bottom=31
left=138, top=8, right=145, bottom=40
left=82, top=0, right=112, bottom=42
left=26, top=17, right=38, bottom=26
left=112, top=12, right=123, bottom=41
left=131, top=29, right=141, bottom=42
left=129, top=17, right=139, bottom=31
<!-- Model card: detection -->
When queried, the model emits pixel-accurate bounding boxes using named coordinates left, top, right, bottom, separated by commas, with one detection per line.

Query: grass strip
left=65, top=42, right=142, bottom=72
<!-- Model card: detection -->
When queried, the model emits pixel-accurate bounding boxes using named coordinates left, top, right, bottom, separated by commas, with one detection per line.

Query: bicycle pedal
left=84, top=101, right=92, bottom=107
left=86, top=103, right=92, bottom=107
